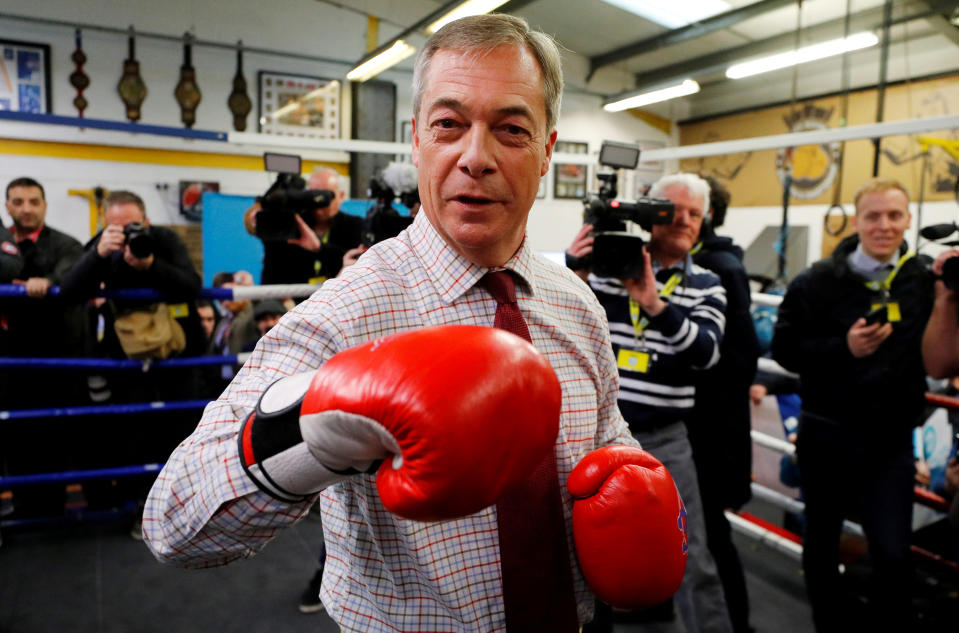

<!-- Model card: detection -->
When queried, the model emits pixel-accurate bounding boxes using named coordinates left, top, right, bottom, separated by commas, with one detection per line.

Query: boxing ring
left=0, top=284, right=959, bottom=573
left=0, top=282, right=317, bottom=530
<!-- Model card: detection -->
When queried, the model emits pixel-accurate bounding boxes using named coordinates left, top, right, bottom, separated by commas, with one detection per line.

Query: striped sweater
left=589, top=254, right=727, bottom=433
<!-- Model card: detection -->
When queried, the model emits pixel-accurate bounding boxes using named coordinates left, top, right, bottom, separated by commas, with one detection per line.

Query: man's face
left=256, top=314, right=281, bottom=335
left=854, top=188, right=911, bottom=262
left=412, top=45, right=557, bottom=267
left=105, top=202, right=147, bottom=228
left=307, top=171, right=344, bottom=223
left=219, top=282, right=248, bottom=315
left=197, top=305, right=216, bottom=337
left=6, top=186, right=47, bottom=233
left=650, top=184, right=705, bottom=261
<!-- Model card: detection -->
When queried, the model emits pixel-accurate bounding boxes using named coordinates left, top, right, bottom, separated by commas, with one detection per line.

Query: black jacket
left=689, top=234, right=760, bottom=508
left=772, top=234, right=933, bottom=434
left=60, top=224, right=205, bottom=357
left=260, top=212, right=364, bottom=285
left=0, top=224, right=23, bottom=282
left=4, top=225, right=84, bottom=358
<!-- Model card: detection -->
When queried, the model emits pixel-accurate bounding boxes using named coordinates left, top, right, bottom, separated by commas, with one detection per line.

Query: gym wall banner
left=679, top=73, right=959, bottom=207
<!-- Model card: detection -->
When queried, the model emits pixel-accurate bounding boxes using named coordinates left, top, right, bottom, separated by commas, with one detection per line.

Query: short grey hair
left=649, top=173, right=711, bottom=216
left=308, top=167, right=343, bottom=193
left=411, top=13, right=564, bottom=135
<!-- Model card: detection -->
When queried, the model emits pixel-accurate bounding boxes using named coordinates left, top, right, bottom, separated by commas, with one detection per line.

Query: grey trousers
left=632, top=421, right=733, bottom=633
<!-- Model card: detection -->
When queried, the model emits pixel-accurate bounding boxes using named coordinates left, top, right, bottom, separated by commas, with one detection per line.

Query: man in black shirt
left=245, top=167, right=364, bottom=284
left=773, top=177, right=931, bottom=631
left=61, top=189, right=204, bottom=363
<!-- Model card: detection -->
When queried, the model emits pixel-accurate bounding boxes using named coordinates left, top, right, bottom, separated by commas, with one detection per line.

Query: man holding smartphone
left=772, top=177, right=933, bottom=632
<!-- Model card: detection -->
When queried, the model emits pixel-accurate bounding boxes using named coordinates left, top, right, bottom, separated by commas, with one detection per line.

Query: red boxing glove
left=567, top=445, right=687, bottom=609
left=239, top=324, right=561, bottom=521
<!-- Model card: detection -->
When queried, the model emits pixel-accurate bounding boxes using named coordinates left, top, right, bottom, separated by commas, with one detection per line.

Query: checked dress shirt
left=144, top=211, right=636, bottom=632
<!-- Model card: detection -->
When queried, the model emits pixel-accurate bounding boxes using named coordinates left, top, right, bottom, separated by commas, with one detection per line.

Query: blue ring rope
left=0, top=355, right=241, bottom=370
left=0, top=463, right=164, bottom=488
left=0, top=399, right=211, bottom=421
left=0, top=284, right=235, bottom=300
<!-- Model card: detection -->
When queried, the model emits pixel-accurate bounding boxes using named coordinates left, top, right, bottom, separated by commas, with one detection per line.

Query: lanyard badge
left=619, top=272, right=683, bottom=373
left=863, top=250, right=912, bottom=323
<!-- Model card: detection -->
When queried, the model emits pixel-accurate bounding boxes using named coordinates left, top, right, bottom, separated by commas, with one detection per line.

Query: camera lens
left=942, top=257, right=959, bottom=291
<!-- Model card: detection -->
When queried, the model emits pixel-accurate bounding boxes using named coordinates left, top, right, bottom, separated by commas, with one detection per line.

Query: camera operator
left=772, top=177, right=932, bottom=631
left=569, top=172, right=732, bottom=633
left=922, top=249, right=959, bottom=378
left=244, top=167, right=363, bottom=285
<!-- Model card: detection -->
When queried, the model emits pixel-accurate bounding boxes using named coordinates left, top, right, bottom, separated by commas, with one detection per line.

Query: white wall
left=722, top=199, right=959, bottom=275
left=0, top=0, right=669, bottom=254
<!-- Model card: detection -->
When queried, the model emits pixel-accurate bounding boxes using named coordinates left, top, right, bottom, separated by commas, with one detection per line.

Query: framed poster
left=179, top=181, right=219, bottom=222
left=0, top=39, right=51, bottom=113
left=553, top=140, right=589, bottom=199
left=258, top=71, right=340, bottom=138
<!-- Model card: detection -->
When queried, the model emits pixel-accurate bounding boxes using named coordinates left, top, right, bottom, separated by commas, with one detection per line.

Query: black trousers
left=797, top=413, right=915, bottom=633
left=699, top=476, right=751, bottom=633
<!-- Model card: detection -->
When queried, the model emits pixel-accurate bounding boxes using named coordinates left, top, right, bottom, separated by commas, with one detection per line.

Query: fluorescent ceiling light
left=601, top=0, right=730, bottom=29
left=604, top=79, right=700, bottom=112
left=347, top=40, right=416, bottom=82
left=726, top=31, right=879, bottom=79
left=426, top=0, right=510, bottom=34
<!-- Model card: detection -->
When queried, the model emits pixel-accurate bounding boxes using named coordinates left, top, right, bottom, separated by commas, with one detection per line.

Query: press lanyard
left=313, top=230, right=331, bottom=278
left=689, top=241, right=703, bottom=255
left=628, top=272, right=683, bottom=345
left=863, top=250, right=913, bottom=299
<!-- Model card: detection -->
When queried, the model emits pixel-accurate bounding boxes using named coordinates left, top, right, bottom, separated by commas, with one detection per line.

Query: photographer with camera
left=772, top=177, right=932, bottom=631
left=59, top=190, right=205, bottom=532
left=569, top=171, right=732, bottom=633
left=922, top=248, right=959, bottom=378
left=61, top=190, right=204, bottom=364
left=244, top=167, right=363, bottom=285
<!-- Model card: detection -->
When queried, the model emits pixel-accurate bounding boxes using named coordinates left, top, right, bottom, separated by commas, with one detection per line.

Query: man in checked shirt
left=144, top=13, right=687, bottom=633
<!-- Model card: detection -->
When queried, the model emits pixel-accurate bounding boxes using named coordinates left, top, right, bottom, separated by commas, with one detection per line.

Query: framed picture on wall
left=258, top=71, right=340, bottom=139
left=553, top=140, right=589, bottom=199
left=0, top=39, right=51, bottom=113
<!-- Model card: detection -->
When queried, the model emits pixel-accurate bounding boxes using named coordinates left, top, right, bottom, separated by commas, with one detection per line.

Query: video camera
left=570, top=141, right=675, bottom=278
left=255, top=152, right=335, bottom=241
left=362, top=162, right=418, bottom=246
left=920, top=221, right=959, bottom=290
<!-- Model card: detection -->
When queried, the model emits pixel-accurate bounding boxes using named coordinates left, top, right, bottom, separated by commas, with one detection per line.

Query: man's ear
left=541, top=129, right=558, bottom=177
left=411, top=117, right=420, bottom=167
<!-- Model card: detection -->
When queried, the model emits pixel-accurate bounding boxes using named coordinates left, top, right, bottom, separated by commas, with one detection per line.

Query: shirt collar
left=848, top=242, right=897, bottom=272
left=408, top=211, right=537, bottom=303
left=12, top=224, right=43, bottom=243
left=651, top=252, right=692, bottom=275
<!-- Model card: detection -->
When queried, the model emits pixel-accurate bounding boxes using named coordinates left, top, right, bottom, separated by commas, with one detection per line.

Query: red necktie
left=481, top=271, right=578, bottom=632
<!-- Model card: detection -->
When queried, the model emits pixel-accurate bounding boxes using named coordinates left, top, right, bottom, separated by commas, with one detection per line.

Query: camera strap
left=862, top=250, right=913, bottom=322
left=628, top=271, right=683, bottom=341
left=862, top=250, right=914, bottom=297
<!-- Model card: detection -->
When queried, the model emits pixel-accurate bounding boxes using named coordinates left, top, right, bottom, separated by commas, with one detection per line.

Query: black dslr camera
left=123, top=222, right=155, bottom=258
left=255, top=152, right=335, bottom=241
left=920, top=221, right=959, bottom=290
left=569, top=141, right=675, bottom=278
left=362, top=175, right=413, bottom=247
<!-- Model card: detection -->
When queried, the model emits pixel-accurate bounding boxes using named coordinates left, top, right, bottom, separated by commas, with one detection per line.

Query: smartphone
left=863, top=305, right=888, bottom=326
